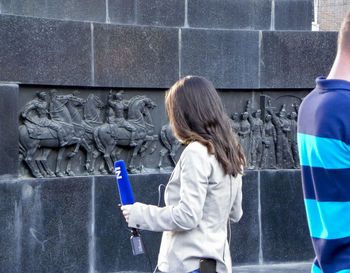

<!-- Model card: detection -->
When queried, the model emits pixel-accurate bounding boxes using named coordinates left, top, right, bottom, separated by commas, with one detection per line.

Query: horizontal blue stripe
left=301, top=166, right=350, bottom=201
left=312, top=263, right=322, bottom=273
left=304, top=199, right=350, bottom=239
left=298, top=133, right=350, bottom=169
left=312, top=237, right=350, bottom=273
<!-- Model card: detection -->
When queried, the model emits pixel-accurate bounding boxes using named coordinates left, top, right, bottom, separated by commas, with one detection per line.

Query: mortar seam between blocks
left=179, top=28, right=182, bottom=79
left=90, top=23, right=95, bottom=86
left=258, top=170, right=263, bottom=264
left=105, top=0, right=110, bottom=23
left=89, top=177, right=96, bottom=273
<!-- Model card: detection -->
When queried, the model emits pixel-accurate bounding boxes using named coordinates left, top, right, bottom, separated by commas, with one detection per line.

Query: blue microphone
left=114, top=160, right=144, bottom=256
left=114, top=160, right=135, bottom=205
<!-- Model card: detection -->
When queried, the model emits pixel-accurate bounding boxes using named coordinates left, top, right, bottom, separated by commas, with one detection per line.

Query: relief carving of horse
left=19, top=93, right=94, bottom=178
left=94, top=96, right=158, bottom=173
left=81, top=94, right=105, bottom=174
left=158, top=123, right=182, bottom=170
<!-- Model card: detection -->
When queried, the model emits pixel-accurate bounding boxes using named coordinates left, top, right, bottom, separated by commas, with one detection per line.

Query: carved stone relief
left=19, top=90, right=158, bottom=178
left=231, top=95, right=302, bottom=170
left=19, top=91, right=303, bottom=178
left=158, top=123, right=182, bottom=171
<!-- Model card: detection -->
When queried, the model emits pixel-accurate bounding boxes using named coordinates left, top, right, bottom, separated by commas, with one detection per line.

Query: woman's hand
left=121, top=205, right=133, bottom=223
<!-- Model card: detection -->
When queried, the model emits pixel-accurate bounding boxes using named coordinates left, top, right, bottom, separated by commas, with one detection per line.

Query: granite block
left=94, top=174, right=170, bottom=272
left=188, top=0, right=271, bottom=30
left=0, top=181, right=22, bottom=273
left=136, top=0, right=185, bottom=27
left=0, top=15, right=92, bottom=86
left=230, top=170, right=260, bottom=265
left=260, top=31, right=338, bottom=89
left=181, top=28, right=260, bottom=89
left=22, top=177, right=92, bottom=273
left=275, top=0, right=313, bottom=30
left=0, top=177, right=92, bottom=273
left=0, top=0, right=106, bottom=22
left=93, top=24, right=179, bottom=88
left=260, top=170, right=314, bottom=262
left=108, top=0, right=136, bottom=24
left=0, top=84, right=19, bottom=177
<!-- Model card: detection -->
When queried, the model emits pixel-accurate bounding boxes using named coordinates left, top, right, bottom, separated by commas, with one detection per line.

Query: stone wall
left=0, top=171, right=314, bottom=273
left=0, top=0, right=338, bottom=272
left=0, top=0, right=313, bottom=30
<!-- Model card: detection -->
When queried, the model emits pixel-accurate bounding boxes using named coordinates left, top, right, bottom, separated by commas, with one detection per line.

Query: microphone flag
left=114, top=160, right=135, bottom=205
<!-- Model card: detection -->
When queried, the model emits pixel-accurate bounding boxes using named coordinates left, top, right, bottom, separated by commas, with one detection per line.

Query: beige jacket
left=128, top=142, right=243, bottom=273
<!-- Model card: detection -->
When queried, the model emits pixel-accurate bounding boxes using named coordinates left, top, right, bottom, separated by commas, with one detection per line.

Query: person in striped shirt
left=298, top=12, right=350, bottom=273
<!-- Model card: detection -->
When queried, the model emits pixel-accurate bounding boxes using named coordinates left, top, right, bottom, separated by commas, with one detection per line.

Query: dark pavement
left=232, top=262, right=312, bottom=273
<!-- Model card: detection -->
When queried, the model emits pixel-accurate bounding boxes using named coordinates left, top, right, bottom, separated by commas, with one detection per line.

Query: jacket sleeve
left=128, top=144, right=211, bottom=232
left=229, top=174, right=243, bottom=223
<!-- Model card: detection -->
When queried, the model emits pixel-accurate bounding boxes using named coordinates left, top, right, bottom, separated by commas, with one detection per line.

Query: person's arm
left=268, top=109, right=281, bottom=128
left=22, top=102, right=36, bottom=118
left=125, top=144, right=211, bottom=232
left=229, top=175, right=243, bottom=223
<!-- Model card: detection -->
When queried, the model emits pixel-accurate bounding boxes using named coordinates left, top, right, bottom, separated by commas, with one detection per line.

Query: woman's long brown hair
left=165, top=75, right=246, bottom=177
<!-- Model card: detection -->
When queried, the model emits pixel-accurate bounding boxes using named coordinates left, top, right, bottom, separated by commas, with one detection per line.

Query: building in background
left=313, top=0, right=350, bottom=30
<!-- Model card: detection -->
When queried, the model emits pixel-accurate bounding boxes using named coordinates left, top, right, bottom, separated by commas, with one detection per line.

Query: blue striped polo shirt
left=298, top=76, right=350, bottom=273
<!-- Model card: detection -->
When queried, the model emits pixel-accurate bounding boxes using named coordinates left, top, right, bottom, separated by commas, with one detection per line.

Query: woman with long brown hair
left=122, top=75, right=246, bottom=273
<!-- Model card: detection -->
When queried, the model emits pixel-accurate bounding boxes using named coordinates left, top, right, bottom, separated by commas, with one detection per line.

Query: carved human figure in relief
left=261, top=114, right=277, bottom=169
left=268, top=104, right=294, bottom=169
left=238, top=111, right=251, bottom=165
left=289, top=111, right=299, bottom=168
left=21, top=91, right=67, bottom=146
left=230, top=112, right=241, bottom=134
left=246, top=100, right=263, bottom=169
left=107, top=90, right=137, bottom=146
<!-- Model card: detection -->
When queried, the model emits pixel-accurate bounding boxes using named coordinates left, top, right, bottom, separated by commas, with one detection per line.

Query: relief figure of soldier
left=261, top=114, right=277, bottom=169
left=238, top=111, right=251, bottom=165
left=246, top=101, right=263, bottom=169
left=268, top=104, right=294, bottom=169
left=21, top=91, right=68, bottom=147
left=107, top=90, right=137, bottom=146
left=289, top=110, right=299, bottom=168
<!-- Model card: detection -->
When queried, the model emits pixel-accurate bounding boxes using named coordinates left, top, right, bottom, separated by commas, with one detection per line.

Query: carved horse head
left=127, top=96, right=157, bottom=121
left=49, top=94, right=72, bottom=123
